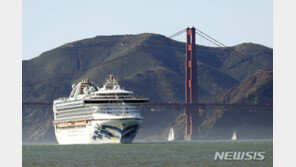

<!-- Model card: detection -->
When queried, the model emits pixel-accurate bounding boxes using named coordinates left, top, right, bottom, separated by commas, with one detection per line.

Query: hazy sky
left=23, top=0, right=272, bottom=60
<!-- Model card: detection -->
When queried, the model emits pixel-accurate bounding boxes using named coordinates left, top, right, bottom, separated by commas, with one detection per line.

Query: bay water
left=23, top=140, right=272, bottom=167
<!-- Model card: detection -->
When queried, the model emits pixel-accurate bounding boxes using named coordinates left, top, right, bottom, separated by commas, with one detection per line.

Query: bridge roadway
left=22, top=102, right=272, bottom=111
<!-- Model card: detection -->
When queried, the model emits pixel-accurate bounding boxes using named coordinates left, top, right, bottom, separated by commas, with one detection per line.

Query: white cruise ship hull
left=53, top=76, right=148, bottom=145
left=55, top=118, right=141, bottom=144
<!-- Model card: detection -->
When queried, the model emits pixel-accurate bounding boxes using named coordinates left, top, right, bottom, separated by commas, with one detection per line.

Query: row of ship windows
left=56, top=105, right=136, bottom=111
left=55, top=101, right=69, bottom=105
left=55, top=103, right=84, bottom=109
left=100, top=110, right=136, bottom=114
left=102, top=111, right=135, bottom=114
left=89, top=96, right=133, bottom=99
left=56, top=125, right=86, bottom=129
left=55, top=99, right=81, bottom=104
left=55, top=101, right=66, bottom=105
left=56, top=110, right=136, bottom=118
left=57, top=113, right=90, bottom=118
left=54, top=95, right=133, bottom=105
left=56, top=108, right=91, bottom=114
left=56, top=112, right=92, bottom=118
left=99, top=107, right=135, bottom=110
left=56, top=111, right=93, bottom=116
left=56, top=107, right=136, bottom=115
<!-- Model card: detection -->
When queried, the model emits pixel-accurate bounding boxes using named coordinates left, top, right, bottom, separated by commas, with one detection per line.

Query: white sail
left=231, top=131, right=237, bottom=141
left=167, top=127, right=175, bottom=141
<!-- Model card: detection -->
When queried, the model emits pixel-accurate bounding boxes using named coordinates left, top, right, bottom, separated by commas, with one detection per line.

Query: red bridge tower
left=185, top=27, right=199, bottom=140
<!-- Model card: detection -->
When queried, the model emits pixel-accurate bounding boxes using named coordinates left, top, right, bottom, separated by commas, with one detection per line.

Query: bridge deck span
left=22, top=102, right=272, bottom=111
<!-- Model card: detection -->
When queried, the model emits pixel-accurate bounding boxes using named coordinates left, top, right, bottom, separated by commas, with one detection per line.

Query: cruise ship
left=53, top=75, right=149, bottom=144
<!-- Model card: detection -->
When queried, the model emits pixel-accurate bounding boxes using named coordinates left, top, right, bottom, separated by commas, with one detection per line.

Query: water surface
left=23, top=140, right=272, bottom=167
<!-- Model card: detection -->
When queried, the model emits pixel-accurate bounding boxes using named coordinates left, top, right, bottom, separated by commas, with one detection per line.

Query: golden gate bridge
left=22, top=27, right=273, bottom=140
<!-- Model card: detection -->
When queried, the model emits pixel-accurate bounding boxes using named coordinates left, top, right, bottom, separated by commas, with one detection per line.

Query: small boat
left=166, top=127, right=175, bottom=142
left=231, top=131, right=237, bottom=141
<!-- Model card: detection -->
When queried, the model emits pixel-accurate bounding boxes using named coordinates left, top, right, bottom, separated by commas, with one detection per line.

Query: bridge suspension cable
left=195, top=28, right=272, bottom=72
left=22, top=29, right=187, bottom=87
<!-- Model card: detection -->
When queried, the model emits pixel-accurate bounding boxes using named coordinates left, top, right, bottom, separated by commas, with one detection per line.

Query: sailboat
left=166, top=127, right=175, bottom=142
left=231, top=131, right=237, bottom=141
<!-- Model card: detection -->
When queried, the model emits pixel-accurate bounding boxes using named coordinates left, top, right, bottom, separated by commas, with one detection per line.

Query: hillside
left=22, top=33, right=273, bottom=142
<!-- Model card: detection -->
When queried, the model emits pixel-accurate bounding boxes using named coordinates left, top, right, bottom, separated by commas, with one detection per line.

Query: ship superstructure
left=53, top=75, right=149, bottom=144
